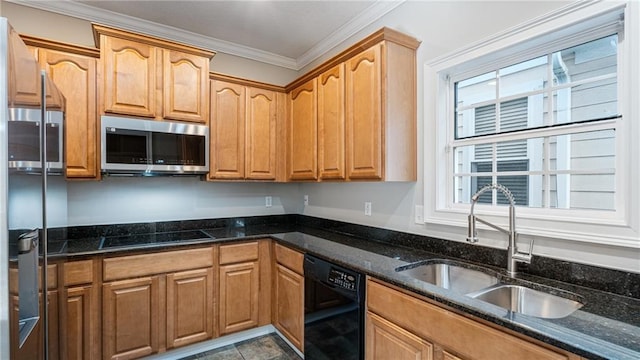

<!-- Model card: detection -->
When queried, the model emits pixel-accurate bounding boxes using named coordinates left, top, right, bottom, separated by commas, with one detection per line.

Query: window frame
left=424, top=1, right=640, bottom=248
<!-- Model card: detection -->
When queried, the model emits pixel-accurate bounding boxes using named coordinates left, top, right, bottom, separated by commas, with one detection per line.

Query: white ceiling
left=10, top=0, right=405, bottom=70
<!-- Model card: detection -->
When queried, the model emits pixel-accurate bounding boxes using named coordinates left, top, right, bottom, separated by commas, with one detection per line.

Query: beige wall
left=0, top=1, right=298, bottom=85
left=1, top=1, right=95, bottom=46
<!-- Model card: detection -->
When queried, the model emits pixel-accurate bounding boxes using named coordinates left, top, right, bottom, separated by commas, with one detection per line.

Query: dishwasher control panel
left=328, top=267, right=357, bottom=291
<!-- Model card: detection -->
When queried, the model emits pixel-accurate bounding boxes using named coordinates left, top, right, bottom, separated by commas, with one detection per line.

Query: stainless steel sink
left=396, top=260, right=499, bottom=294
left=467, top=284, right=584, bottom=319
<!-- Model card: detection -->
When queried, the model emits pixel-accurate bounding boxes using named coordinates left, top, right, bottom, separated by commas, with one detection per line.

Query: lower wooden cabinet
left=218, top=241, right=263, bottom=336
left=102, top=276, right=161, bottom=360
left=166, top=268, right=214, bottom=348
left=366, top=278, right=580, bottom=360
left=366, top=311, right=432, bottom=360
left=274, top=263, right=304, bottom=351
left=219, top=260, right=260, bottom=334
left=272, top=243, right=304, bottom=352
left=64, top=285, right=93, bottom=359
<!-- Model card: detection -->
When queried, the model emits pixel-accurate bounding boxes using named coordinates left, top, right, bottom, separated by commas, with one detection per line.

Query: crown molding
left=6, top=0, right=297, bottom=68
left=7, top=0, right=404, bottom=71
left=295, top=0, right=405, bottom=70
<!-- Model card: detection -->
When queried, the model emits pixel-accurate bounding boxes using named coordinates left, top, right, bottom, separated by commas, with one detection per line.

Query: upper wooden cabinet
left=210, top=80, right=246, bottom=179
left=346, top=44, right=383, bottom=180
left=209, top=75, right=286, bottom=181
left=93, top=24, right=214, bottom=123
left=318, top=64, right=346, bottom=180
left=22, top=35, right=101, bottom=180
left=288, top=78, right=318, bottom=181
left=285, top=27, right=420, bottom=182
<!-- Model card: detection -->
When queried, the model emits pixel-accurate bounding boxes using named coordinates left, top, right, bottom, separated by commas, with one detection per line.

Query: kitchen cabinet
left=218, top=241, right=260, bottom=335
left=103, top=276, right=161, bottom=360
left=272, top=243, right=304, bottom=351
left=166, top=268, right=214, bottom=348
left=318, top=63, right=346, bottom=180
left=102, top=247, right=215, bottom=359
left=366, top=278, right=581, bottom=360
left=61, top=259, right=99, bottom=360
left=285, top=28, right=420, bottom=181
left=209, top=75, right=286, bottom=181
left=93, top=24, right=214, bottom=123
left=287, top=78, right=318, bottom=181
left=345, top=44, right=383, bottom=180
left=22, top=36, right=101, bottom=179
left=366, top=311, right=433, bottom=360
left=9, top=28, right=41, bottom=107
left=345, top=40, right=418, bottom=181
left=209, top=80, right=246, bottom=179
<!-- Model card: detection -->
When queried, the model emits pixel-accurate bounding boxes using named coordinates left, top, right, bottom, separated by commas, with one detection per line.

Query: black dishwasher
left=304, top=254, right=365, bottom=360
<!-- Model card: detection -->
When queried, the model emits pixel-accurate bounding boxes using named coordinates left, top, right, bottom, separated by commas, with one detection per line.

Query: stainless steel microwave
left=8, top=107, right=64, bottom=173
left=100, top=115, right=209, bottom=175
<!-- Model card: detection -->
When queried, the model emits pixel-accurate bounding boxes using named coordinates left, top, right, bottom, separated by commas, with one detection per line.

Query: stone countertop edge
left=50, top=229, right=638, bottom=360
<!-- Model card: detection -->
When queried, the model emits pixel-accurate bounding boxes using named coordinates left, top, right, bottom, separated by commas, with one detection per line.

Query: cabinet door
left=274, top=264, right=304, bottom=351
left=366, top=312, right=433, bottom=360
left=346, top=43, right=383, bottom=180
left=210, top=80, right=246, bottom=179
left=219, top=262, right=259, bottom=334
left=288, top=79, right=318, bottom=181
left=8, top=31, right=41, bottom=107
left=40, top=49, right=98, bottom=178
left=166, top=268, right=213, bottom=349
left=63, top=286, right=92, bottom=360
left=318, top=63, right=346, bottom=180
left=101, top=36, right=157, bottom=118
left=245, top=87, right=277, bottom=180
left=103, top=276, right=160, bottom=360
left=163, top=50, right=209, bottom=123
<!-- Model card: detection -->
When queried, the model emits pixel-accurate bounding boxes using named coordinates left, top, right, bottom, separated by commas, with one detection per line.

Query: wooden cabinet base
left=366, top=278, right=580, bottom=360
left=102, top=277, right=160, bottom=360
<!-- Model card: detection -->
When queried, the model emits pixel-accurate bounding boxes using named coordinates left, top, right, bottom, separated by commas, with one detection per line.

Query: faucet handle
left=514, top=238, right=534, bottom=264
left=467, top=214, right=479, bottom=243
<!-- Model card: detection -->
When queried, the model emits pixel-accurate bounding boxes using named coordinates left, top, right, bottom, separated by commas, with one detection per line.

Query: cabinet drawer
left=219, top=241, right=259, bottom=265
left=274, top=243, right=303, bottom=274
left=64, top=260, right=94, bottom=286
left=367, top=278, right=571, bottom=360
left=103, top=247, right=214, bottom=281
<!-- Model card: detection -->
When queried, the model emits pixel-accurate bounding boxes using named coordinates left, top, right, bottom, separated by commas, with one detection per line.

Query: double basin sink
left=395, top=259, right=584, bottom=319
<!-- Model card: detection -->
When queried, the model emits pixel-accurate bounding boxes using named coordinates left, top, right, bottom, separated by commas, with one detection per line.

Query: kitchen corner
left=31, top=214, right=640, bottom=360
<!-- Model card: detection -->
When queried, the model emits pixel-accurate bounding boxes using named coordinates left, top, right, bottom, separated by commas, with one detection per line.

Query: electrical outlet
left=415, top=205, right=424, bottom=223
left=364, top=202, right=372, bottom=216
left=265, top=196, right=272, bottom=208
left=304, top=195, right=309, bottom=206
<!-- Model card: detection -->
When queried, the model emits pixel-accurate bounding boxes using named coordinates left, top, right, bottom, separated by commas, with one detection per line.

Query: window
left=425, top=2, right=639, bottom=247
left=453, top=35, right=618, bottom=210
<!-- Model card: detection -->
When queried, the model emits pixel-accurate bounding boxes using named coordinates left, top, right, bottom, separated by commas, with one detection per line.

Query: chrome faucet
left=467, top=183, right=533, bottom=276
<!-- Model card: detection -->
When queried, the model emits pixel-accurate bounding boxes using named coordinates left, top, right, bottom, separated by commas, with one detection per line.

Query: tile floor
left=179, top=334, right=302, bottom=360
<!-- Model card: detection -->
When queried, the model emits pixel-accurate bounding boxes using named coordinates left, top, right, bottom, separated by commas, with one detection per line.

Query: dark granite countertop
left=26, top=219, right=639, bottom=360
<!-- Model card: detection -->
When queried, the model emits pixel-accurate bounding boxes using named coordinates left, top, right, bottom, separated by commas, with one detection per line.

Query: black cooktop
left=99, top=230, right=213, bottom=249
